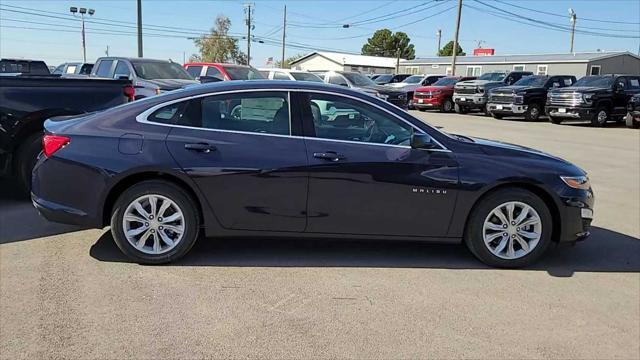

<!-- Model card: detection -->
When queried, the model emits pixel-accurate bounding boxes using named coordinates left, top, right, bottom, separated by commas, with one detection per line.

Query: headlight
left=398, top=93, right=406, bottom=100
left=433, top=90, right=442, bottom=95
left=561, top=175, right=591, bottom=190
left=514, top=93, right=524, bottom=104
left=583, top=93, right=594, bottom=104
left=477, top=87, right=484, bottom=93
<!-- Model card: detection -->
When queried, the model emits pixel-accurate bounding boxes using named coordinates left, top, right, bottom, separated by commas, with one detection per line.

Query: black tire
left=482, top=106, right=491, bottom=117
left=454, top=103, right=468, bottom=114
left=524, top=103, right=541, bottom=121
left=440, top=98, right=454, bottom=113
left=464, top=188, right=553, bottom=268
left=417, top=108, right=427, bottom=112
left=110, top=180, right=200, bottom=264
left=15, top=132, right=43, bottom=193
left=591, top=106, right=609, bottom=127
left=549, top=116, right=562, bottom=124
left=491, top=112, right=503, bottom=119
left=626, top=113, right=640, bottom=128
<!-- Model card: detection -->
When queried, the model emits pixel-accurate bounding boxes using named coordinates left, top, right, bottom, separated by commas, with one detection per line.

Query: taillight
left=42, top=135, right=70, bottom=158
left=123, top=85, right=135, bottom=102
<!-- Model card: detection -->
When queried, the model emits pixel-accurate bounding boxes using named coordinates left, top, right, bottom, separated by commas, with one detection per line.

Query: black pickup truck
left=546, top=74, right=640, bottom=126
left=487, top=75, right=576, bottom=121
left=0, top=75, right=133, bottom=191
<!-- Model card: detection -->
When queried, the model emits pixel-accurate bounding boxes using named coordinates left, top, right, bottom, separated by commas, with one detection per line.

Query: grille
left=490, top=94, right=514, bottom=104
left=455, top=87, right=477, bottom=95
left=414, top=92, right=433, bottom=99
left=549, top=92, right=582, bottom=106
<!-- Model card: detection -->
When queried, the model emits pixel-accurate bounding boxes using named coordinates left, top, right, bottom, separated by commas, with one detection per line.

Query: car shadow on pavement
left=89, top=226, right=640, bottom=277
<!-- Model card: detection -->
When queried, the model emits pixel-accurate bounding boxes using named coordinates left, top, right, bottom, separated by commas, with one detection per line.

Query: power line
left=492, top=0, right=640, bottom=25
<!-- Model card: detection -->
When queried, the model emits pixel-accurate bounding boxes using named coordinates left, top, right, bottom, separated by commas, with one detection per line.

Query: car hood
left=456, top=79, right=503, bottom=87
left=416, top=85, right=453, bottom=92
left=472, top=137, right=571, bottom=163
left=141, top=78, right=199, bottom=90
left=386, top=83, right=421, bottom=91
left=492, top=85, right=543, bottom=94
left=356, top=84, right=404, bottom=95
left=552, top=86, right=606, bottom=93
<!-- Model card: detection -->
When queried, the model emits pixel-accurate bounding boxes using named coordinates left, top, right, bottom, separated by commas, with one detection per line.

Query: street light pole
left=450, top=0, right=462, bottom=75
left=137, top=0, right=143, bottom=57
left=569, top=8, right=576, bottom=53
left=244, top=3, right=254, bottom=66
left=70, top=6, right=94, bottom=63
left=436, top=29, right=442, bottom=55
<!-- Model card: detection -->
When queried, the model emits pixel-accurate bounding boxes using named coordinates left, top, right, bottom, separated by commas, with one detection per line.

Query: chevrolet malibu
left=31, top=81, right=594, bottom=267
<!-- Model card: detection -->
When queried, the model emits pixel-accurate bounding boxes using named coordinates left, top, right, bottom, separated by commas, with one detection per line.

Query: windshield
left=374, top=74, right=393, bottom=83
left=291, top=72, right=323, bottom=82
left=513, top=76, right=547, bottom=87
left=403, top=75, right=424, bottom=84
left=573, top=76, right=614, bottom=87
left=223, top=65, right=264, bottom=80
left=132, top=61, right=193, bottom=80
left=432, top=77, right=459, bottom=86
left=342, top=72, right=376, bottom=87
left=478, top=72, right=507, bottom=81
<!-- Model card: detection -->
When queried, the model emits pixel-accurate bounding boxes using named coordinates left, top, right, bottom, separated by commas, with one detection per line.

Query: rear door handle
left=184, top=143, right=217, bottom=153
left=313, top=151, right=345, bottom=161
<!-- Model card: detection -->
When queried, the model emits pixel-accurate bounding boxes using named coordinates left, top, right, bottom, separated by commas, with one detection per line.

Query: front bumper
left=453, top=94, right=487, bottom=109
left=487, top=102, right=528, bottom=115
left=413, top=96, right=443, bottom=109
left=545, top=105, right=593, bottom=120
left=557, top=188, right=595, bottom=243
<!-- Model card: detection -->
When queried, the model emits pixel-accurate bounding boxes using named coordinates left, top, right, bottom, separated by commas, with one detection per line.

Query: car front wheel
left=110, top=180, right=200, bottom=264
left=464, top=188, right=553, bottom=268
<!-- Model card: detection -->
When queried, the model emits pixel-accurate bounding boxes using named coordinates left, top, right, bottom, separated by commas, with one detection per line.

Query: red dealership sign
left=473, top=48, right=495, bottom=56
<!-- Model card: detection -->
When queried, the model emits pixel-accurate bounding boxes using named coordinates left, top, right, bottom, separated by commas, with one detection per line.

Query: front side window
left=628, top=77, right=640, bottom=89
left=222, top=66, right=263, bottom=80
left=328, top=74, right=349, bottom=86
left=304, top=93, right=413, bottom=146
left=132, top=61, right=193, bottom=80
left=513, top=76, right=546, bottom=87
left=53, top=64, right=64, bottom=74
left=186, top=66, right=203, bottom=78
left=573, top=76, right=614, bottom=87
left=290, top=72, right=323, bottom=82
left=273, top=71, right=290, bottom=80
left=65, top=65, right=77, bottom=74
left=205, top=66, right=223, bottom=79
left=114, top=61, right=131, bottom=78
left=175, top=92, right=290, bottom=136
left=342, top=72, right=376, bottom=87
left=79, top=64, right=93, bottom=75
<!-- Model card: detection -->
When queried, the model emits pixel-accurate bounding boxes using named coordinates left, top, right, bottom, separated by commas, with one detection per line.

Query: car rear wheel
left=524, top=103, right=541, bottom=121
left=591, top=107, right=609, bottom=127
left=441, top=99, right=454, bottom=113
left=464, top=188, right=553, bottom=268
left=110, top=180, right=200, bottom=264
left=626, top=113, right=640, bottom=128
left=16, top=132, right=43, bottom=194
left=549, top=116, right=562, bottom=124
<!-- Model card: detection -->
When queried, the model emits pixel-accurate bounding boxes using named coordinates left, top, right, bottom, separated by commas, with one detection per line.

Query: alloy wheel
left=122, top=194, right=185, bottom=255
left=597, top=110, right=608, bottom=124
left=482, top=201, right=542, bottom=259
left=530, top=106, right=539, bottom=119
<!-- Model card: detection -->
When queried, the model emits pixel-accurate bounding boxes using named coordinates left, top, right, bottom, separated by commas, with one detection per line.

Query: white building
left=290, top=51, right=405, bottom=74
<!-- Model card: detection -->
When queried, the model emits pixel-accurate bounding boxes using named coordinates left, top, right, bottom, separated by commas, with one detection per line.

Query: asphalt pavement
left=1, top=111, right=638, bottom=359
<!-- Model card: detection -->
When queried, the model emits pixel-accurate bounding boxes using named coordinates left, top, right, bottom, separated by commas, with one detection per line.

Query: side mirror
left=411, top=133, right=438, bottom=149
left=199, top=75, right=223, bottom=83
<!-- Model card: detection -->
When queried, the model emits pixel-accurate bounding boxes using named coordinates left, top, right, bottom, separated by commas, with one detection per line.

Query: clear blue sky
left=1, top=0, right=638, bottom=67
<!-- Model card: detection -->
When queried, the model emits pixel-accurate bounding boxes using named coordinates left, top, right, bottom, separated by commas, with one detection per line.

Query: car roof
left=98, top=57, right=173, bottom=63
left=186, top=62, right=250, bottom=67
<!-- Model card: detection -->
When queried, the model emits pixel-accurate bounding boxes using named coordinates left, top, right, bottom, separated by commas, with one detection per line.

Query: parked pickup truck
left=92, top=57, right=197, bottom=99
left=0, top=75, right=134, bottom=191
left=546, top=74, right=640, bottom=126
left=413, top=76, right=476, bottom=112
left=625, top=93, right=640, bottom=128
left=453, top=71, right=533, bottom=115
left=487, top=75, right=576, bottom=121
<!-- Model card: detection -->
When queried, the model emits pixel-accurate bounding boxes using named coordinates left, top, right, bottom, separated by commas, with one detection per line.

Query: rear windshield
left=432, top=77, right=459, bottom=86
left=132, top=61, right=193, bottom=80
left=343, top=72, right=376, bottom=86
left=222, top=66, right=264, bottom=80
left=478, top=72, right=507, bottom=81
left=290, top=72, right=323, bottom=82
left=374, top=74, right=393, bottom=83
left=514, top=76, right=547, bottom=87
left=573, top=76, right=614, bottom=87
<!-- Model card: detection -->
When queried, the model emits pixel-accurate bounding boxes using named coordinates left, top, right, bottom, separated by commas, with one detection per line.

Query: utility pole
left=137, top=0, right=143, bottom=57
left=450, top=0, right=463, bottom=75
left=105, top=45, right=109, bottom=56
left=244, top=3, right=254, bottom=66
left=569, top=8, right=576, bottom=53
left=281, top=5, right=287, bottom=68
left=436, top=29, right=442, bottom=55
left=70, top=7, right=94, bottom=63
left=395, top=48, right=400, bottom=73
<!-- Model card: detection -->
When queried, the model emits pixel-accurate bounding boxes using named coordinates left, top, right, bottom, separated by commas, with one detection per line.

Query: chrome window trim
left=135, top=88, right=451, bottom=152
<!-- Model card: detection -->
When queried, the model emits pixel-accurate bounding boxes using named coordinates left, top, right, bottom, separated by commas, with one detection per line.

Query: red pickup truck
left=413, top=76, right=476, bottom=112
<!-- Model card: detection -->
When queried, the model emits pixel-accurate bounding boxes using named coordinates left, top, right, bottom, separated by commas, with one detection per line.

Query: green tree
left=275, top=54, right=304, bottom=69
left=190, top=15, right=247, bottom=64
left=438, top=41, right=465, bottom=56
left=361, top=29, right=415, bottom=60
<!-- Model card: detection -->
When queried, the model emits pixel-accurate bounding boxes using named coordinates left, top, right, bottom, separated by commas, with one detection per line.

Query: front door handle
left=185, top=143, right=217, bottom=153
left=313, top=151, right=345, bottom=161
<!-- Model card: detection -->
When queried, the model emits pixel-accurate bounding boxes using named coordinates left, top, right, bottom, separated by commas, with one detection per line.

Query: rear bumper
left=32, top=193, right=98, bottom=227
left=487, top=103, right=528, bottom=115
left=545, top=105, right=593, bottom=120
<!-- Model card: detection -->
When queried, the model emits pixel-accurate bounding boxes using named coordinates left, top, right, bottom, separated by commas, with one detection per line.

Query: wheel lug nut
left=511, top=221, right=516, bottom=225
left=159, top=226, right=164, bottom=230
left=158, top=217, right=163, bottom=222
left=150, top=229, right=155, bottom=233
left=503, top=232, right=508, bottom=236
left=145, top=222, right=149, bottom=226
left=503, top=224, right=507, bottom=229
left=149, top=215, right=154, bottom=220
left=516, top=227, right=520, bottom=231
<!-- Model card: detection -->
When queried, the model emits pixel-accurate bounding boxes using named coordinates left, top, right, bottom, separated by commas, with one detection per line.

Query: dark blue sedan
left=31, top=81, right=594, bottom=267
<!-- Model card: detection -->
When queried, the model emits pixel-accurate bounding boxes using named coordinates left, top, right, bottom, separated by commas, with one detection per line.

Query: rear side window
left=95, top=60, right=114, bottom=77
left=147, top=102, right=184, bottom=124
left=628, top=77, right=640, bottom=89
left=328, top=74, right=348, bottom=86
left=186, top=66, right=203, bottom=78
left=114, top=61, right=131, bottom=78
left=176, top=92, right=290, bottom=135
left=205, top=66, right=223, bottom=80
left=80, top=64, right=93, bottom=75
left=273, top=72, right=290, bottom=80
left=65, top=65, right=77, bottom=74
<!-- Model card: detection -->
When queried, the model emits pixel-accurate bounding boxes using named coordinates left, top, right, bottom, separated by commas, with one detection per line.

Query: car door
left=161, top=90, right=308, bottom=232
left=297, top=91, right=459, bottom=237
left=620, top=76, right=640, bottom=115
left=613, top=77, right=630, bottom=116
